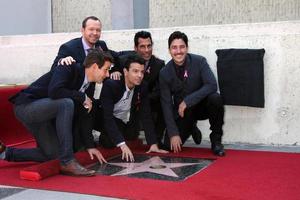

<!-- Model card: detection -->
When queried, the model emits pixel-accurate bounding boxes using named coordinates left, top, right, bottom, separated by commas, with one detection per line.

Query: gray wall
left=0, top=0, right=299, bottom=35
left=52, top=0, right=112, bottom=32
left=52, top=0, right=300, bottom=32
left=0, top=0, right=51, bottom=36
left=149, top=0, right=300, bottom=28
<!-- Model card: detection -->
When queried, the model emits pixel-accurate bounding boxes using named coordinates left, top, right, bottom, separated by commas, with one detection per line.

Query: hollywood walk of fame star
left=108, top=156, right=201, bottom=177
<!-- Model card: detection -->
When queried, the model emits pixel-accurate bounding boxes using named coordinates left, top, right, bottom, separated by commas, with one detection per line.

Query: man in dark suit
left=110, top=31, right=167, bottom=147
left=51, top=16, right=117, bottom=69
left=0, top=49, right=113, bottom=176
left=100, top=54, right=168, bottom=162
left=159, top=31, right=225, bottom=156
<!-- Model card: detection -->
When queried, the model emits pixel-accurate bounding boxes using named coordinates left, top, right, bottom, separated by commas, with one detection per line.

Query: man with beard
left=159, top=31, right=226, bottom=156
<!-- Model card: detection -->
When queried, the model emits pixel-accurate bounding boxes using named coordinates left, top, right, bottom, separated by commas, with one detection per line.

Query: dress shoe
left=211, top=143, right=226, bottom=157
left=0, top=141, right=6, bottom=159
left=0, top=141, right=6, bottom=154
left=191, top=125, right=202, bottom=145
left=60, top=159, right=96, bottom=177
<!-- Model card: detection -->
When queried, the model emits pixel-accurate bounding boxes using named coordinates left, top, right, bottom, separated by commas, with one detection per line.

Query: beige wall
left=149, top=0, right=300, bottom=27
left=52, top=0, right=112, bottom=32
left=52, top=0, right=300, bottom=32
left=1, top=21, right=300, bottom=146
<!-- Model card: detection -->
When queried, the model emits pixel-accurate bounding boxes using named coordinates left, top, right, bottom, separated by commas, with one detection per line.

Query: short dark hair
left=134, top=31, right=153, bottom=47
left=168, top=31, right=188, bottom=48
left=124, top=53, right=145, bottom=70
left=82, top=16, right=101, bottom=28
left=83, top=49, right=114, bottom=69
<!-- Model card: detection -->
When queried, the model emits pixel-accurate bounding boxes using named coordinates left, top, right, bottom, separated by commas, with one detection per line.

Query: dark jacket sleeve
left=100, top=81, right=125, bottom=145
left=148, top=59, right=165, bottom=102
left=184, top=57, right=217, bottom=107
left=51, top=44, right=73, bottom=70
left=48, top=65, right=85, bottom=103
left=159, top=69, right=180, bottom=137
left=139, top=86, right=157, bottom=145
left=109, top=51, right=135, bottom=74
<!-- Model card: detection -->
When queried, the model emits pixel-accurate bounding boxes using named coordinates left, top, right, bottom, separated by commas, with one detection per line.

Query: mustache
left=174, top=53, right=184, bottom=56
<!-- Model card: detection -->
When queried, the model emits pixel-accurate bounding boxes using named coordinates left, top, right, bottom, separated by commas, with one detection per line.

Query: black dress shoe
left=0, top=141, right=6, bottom=154
left=212, top=143, right=226, bottom=157
left=60, top=159, right=96, bottom=177
left=192, top=126, right=202, bottom=145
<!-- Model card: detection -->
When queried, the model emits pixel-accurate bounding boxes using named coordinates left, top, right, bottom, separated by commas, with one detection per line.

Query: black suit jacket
left=10, top=63, right=93, bottom=105
left=51, top=37, right=109, bottom=69
left=159, top=53, right=217, bottom=136
left=111, top=52, right=165, bottom=105
left=100, top=78, right=157, bottom=145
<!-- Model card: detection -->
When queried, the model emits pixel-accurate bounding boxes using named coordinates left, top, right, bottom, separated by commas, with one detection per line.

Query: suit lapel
left=78, top=38, right=86, bottom=62
left=73, top=64, right=85, bottom=90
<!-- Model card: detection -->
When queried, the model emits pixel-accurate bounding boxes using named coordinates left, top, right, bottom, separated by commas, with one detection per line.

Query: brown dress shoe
left=0, top=141, right=6, bottom=154
left=60, top=159, right=96, bottom=177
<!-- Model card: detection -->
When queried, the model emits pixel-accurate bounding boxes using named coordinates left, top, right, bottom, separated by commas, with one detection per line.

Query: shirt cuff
left=117, top=141, right=125, bottom=147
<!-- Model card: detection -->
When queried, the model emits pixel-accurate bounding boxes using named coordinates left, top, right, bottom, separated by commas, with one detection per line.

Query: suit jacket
left=111, top=52, right=165, bottom=106
left=51, top=37, right=109, bottom=69
left=100, top=78, right=157, bottom=145
left=159, top=53, right=217, bottom=136
left=10, top=63, right=93, bottom=105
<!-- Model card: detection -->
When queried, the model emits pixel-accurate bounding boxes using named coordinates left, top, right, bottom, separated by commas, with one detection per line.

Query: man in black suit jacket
left=51, top=16, right=117, bottom=69
left=100, top=54, right=167, bottom=162
left=159, top=31, right=225, bottom=156
left=0, top=49, right=113, bottom=176
left=110, top=31, right=168, bottom=146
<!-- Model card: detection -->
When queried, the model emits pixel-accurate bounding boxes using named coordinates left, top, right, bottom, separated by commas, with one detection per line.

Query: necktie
left=80, top=82, right=90, bottom=92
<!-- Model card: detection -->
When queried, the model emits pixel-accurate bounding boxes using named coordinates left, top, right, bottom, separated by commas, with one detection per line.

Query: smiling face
left=81, top=19, right=102, bottom=47
left=169, top=38, right=188, bottom=66
left=135, top=37, right=153, bottom=61
left=124, top=62, right=145, bottom=89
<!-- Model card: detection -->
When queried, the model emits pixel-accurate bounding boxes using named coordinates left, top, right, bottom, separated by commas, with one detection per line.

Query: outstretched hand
left=146, top=144, right=169, bottom=154
left=87, top=148, right=107, bottom=164
left=120, top=144, right=134, bottom=162
left=170, top=135, right=182, bottom=153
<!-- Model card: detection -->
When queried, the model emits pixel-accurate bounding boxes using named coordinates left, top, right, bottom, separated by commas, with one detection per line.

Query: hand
left=59, top=56, right=76, bottom=65
left=146, top=144, right=169, bottom=154
left=87, top=148, right=107, bottom=164
left=110, top=71, right=122, bottom=80
left=178, top=101, right=187, bottom=118
left=170, top=135, right=182, bottom=153
left=83, top=97, right=93, bottom=113
left=120, top=144, right=134, bottom=162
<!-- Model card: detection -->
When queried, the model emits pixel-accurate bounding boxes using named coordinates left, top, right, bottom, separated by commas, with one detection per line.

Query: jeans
left=5, top=98, right=74, bottom=165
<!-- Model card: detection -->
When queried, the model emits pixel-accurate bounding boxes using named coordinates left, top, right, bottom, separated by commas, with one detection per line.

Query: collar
left=125, top=83, right=134, bottom=93
left=82, top=38, right=95, bottom=55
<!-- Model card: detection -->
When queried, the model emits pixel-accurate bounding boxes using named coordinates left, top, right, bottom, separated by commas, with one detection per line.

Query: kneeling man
left=99, top=54, right=167, bottom=162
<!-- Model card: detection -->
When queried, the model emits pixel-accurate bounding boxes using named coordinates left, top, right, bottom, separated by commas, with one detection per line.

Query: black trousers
left=98, top=116, right=140, bottom=148
left=164, top=93, right=224, bottom=148
left=72, top=102, right=96, bottom=152
left=149, top=101, right=166, bottom=144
